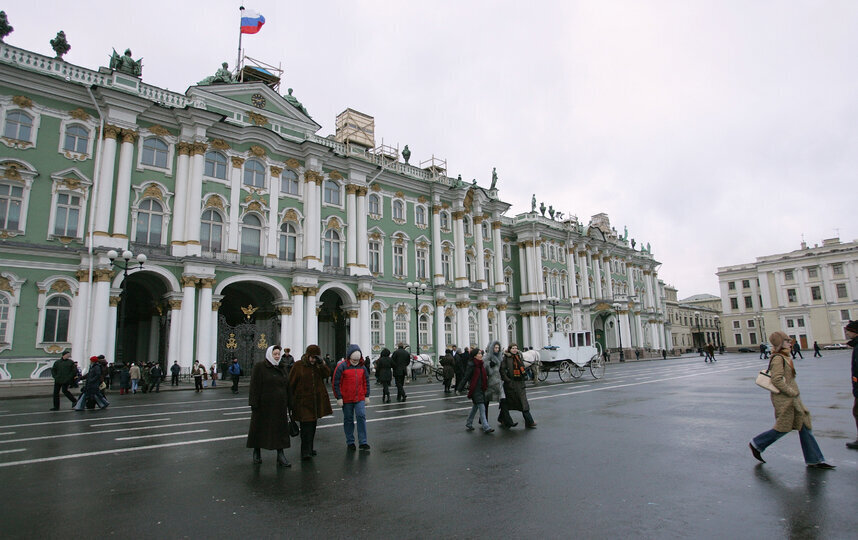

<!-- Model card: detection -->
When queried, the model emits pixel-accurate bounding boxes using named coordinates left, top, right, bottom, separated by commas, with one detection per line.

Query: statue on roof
left=623, top=225, right=628, bottom=241
left=109, top=48, right=142, bottom=77
left=284, top=88, right=309, bottom=117
left=456, top=174, right=463, bottom=187
left=402, top=145, right=411, bottom=164
left=491, top=167, right=498, bottom=189
left=539, top=202, right=546, bottom=216
left=548, top=205, right=555, bottom=220
left=198, top=62, right=236, bottom=86
left=0, top=12, right=13, bottom=43
left=531, top=194, right=536, bottom=212
left=646, top=242, right=651, bottom=253
left=50, top=31, right=70, bottom=59
left=631, top=238, right=636, bottom=249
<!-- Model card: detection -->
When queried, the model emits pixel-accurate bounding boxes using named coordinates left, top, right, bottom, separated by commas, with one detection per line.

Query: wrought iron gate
left=217, top=314, right=278, bottom=376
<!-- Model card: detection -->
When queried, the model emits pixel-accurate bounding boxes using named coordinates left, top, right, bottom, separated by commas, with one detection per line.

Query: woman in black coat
left=246, top=345, right=292, bottom=467
left=375, top=348, right=393, bottom=403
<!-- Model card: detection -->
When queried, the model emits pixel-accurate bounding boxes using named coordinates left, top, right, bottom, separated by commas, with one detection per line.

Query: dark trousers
left=231, top=375, right=240, bottom=393
left=194, top=376, right=203, bottom=391
left=813, top=349, right=822, bottom=357
left=853, top=396, right=858, bottom=435
left=794, top=350, right=803, bottom=359
left=394, top=375, right=406, bottom=401
left=381, top=381, right=390, bottom=401
left=53, top=382, right=76, bottom=409
left=150, top=378, right=160, bottom=392
left=498, top=398, right=535, bottom=427
left=300, top=420, right=317, bottom=457
left=171, top=374, right=179, bottom=386
left=443, top=377, right=453, bottom=393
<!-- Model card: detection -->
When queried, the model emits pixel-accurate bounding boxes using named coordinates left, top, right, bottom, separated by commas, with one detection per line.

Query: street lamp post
left=107, top=249, right=146, bottom=365
left=694, top=311, right=702, bottom=355
left=714, top=315, right=723, bottom=353
left=613, top=302, right=625, bottom=362
left=406, top=281, right=428, bottom=355
left=547, top=296, right=561, bottom=345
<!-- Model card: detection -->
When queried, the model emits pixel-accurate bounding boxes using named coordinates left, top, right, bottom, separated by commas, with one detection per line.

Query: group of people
left=50, top=353, right=110, bottom=411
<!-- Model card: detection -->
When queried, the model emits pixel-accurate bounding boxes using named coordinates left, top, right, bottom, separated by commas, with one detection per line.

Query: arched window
left=550, top=245, right=556, bottom=260
left=136, top=199, right=164, bottom=244
left=393, top=243, right=405, bottom=277
left=482, top=221, right=490, bottom=240
left=323, top=180, right=340, bottom=205
left=441, top=251, right=451, bottom=282
left=484, top=253, right=493, bottom=287
left=53, top=193, right=81, bottom=237
left=0, top=294, right=10, bottom=343
left=489, top=314, right=498, bottom=341
left=394, top=312, right=408, bottom=346
left=507, top=317, right=517, bottom=347
left=368, top=194, right=380, bottom=216
left=392, top=200, right=404, bottom=221
left=243, top=159, right=266, bottom=188
left=466, top=255, right=476, bottom=283
left=369, top=239, right=381, bottom=273
left=468, top=313, right=477, bottom=347
left=141, top=137, right=169, bottom=168
left=440, top=211, right=450, bottom=231
left=43, top=296, right=71, bottom=342
left=279, top=222, right=297, bottom=261
left=63, top=125, right=89, bottom=153
left=4, top=111, right=33, bottom=141
left=444, top=316, right=454, bottom=348
left=504, top=271, right=513, bottom=293
left=241, top=214, right=262, bottom=255
left=280, top=169, right=299, bottom=195
left=371, top=311, right=383, bottom=346
left=463, top=216, right=472, bottom=236
left=415, top=205, right=426, bottom=226
left=200, top=208, right=223, bottom=252
left=204, top=151, right=228, bottom=179
left=323, top=229, right=341, bottom=267
left=416, top=247, right=428, bottom=279
left=419, top=313, right=431, bottom=346
left=560, top=272, right=568, bottom=298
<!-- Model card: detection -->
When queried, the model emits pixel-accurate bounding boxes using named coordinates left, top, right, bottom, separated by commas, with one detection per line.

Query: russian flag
left=240, top=8, right=265, bottom=34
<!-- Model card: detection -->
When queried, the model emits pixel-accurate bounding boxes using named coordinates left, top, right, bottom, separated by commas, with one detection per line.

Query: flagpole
left=236, top=6, right=244, bottom=80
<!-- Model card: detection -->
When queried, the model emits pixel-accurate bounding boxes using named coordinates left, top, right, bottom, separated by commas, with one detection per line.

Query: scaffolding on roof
left=237, top=52, right=283, bottom=91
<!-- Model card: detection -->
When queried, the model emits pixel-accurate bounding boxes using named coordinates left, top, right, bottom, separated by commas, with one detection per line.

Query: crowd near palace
left=0, top=34, right=673, bottom=380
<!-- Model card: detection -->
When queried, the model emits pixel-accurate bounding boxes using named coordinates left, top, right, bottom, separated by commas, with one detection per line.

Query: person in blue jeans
left=749, top=331, right=835, bottom=469
left=333, top=344, right=370, bottom=451
left=464, top=349, right=494, bottom=433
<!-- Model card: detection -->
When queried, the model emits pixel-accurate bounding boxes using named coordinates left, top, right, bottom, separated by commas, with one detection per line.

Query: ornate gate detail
left=217, top=314, right=278, bottom=375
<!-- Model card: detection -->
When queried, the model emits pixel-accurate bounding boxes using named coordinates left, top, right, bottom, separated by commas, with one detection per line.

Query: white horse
left=407, top=353, right=435, bottom=382
left=521, top=349, right=541, bottom=382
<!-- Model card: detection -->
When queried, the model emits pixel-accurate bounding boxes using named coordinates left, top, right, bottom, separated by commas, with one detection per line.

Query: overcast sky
left=7, top=1, right=857, bottom=297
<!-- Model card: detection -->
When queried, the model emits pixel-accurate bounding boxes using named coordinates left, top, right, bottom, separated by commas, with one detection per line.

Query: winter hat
left=845, top=320, right=858, bottom=334
left=89, top=356, right=99, bottom=363
left=769, top=331, right=791, bottom=351
left=346, top=343, right=362, bottom=361
left=380, top=348, right=391, bottom=357
left=305, top=344, right=321, bottom=358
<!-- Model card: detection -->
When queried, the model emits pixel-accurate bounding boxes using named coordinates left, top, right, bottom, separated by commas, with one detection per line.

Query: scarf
left=512, top=354, right=525, bottom=378
left=264, top=345, right=279, bottom=367
left=468, top=358, right=487, bottom=399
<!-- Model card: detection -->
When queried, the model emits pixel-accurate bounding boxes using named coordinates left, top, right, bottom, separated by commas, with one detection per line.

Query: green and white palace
left=0, top=40, right=670, bottom=379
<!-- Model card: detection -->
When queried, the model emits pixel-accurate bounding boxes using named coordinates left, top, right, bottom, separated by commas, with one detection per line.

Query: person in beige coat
left=749, top=331, right=835, bottom=469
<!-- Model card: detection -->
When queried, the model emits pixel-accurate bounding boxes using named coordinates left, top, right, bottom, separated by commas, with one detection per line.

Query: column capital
left=435, top=297, right=447, bottom=306
left=109, top=295, right=121, bottom=307
left=345, top=184, right=360, bottom=195
left=291, top=286, right=305, bottom=296
left=492, top=220, right=502, bottom=230
left=191, top=142, right=208, bottom=156
left=230, top=156, right=245, bottom=168
left=305, top=170, right=324, bottom=185
left=168, top=299, right=182, bottom=310
left=347, top=310, right=359, bottom=318
left=177, top=142, right=192, bottom=156
left=212, top=301, right=222, bottom=311
left=304, top=287, right=319, bottom=296
left=497, top=303, right=507, bottom=311
left=103, top=124, right=121, bottom=140
left=356, top=186, right=368, bottom=197
left=472, top=216, right=485, bottom=225
left=432, top=206, right=441, bottom=215
left=278, top=306, right=292, bottom=316
left=270, top=166, right=283, bottom=177
left=199, top=277, right=217, bottom=289
left=181, top=276, right=199, bottom=288
left=455, top=300, right=471, bottom=309
left=452, top=210, right=465, bottom=220
left=476, top=302, right=490, bottom=310
left=75, top=269, right=90, bottom=282
left=356, top=290, right=374, bottom=301
left=93, top=269, right=115, bottom=282
left=120, top=129, right=138, bottom=144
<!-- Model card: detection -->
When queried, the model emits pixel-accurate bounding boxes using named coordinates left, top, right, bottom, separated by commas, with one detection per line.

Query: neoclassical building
left=0, top=40, right=669, bottom=379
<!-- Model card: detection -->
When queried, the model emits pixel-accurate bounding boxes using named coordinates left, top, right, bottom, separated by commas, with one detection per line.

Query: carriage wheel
left=537, top=363, right=548, bottom=381
left=558, top=361, right=573, bottom=382
left=571, top=362, right=585, bottom=379
left=589, top=357, right=605, bottom=379
left=435, top=369, right=444, bottom=382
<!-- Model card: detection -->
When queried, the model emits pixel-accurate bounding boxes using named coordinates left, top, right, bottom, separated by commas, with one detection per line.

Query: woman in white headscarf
left=246, top=345, right=292, bottom=467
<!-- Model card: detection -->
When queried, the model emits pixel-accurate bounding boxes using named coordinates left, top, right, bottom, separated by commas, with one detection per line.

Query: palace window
left=444, top=316, right=454, bottom=347
left=507, top=318, right=517, bottom=347
left=4, top=111, right=33, bottom=141
left=53, top=193, right=81, bottom=237
left=735, top=334, right=743, bottom=345
left=323, top=229, right=342, bottom=267
left=369, top=240, right=381, bottom=274
left=42, top=296, right=71, bottom=343
left=504, top=271, right=513, bottom=293
left=836, top=283, right=848, bottom=299
left=730, top=298, right=738, bottom=310
left=392, top=200, right=404, bottom=221
left=416, top=248, right=428, bottom=280
left=368, top=194, right=381, bottom=216
left=807, top=267, right=818, bottom=279
left=784, top=269, right=794, bottom=281
left=484, top=254, right=493, bottom=287
left=482, top=221, right=490, bottom=240
left=323, top=180, right=341, bottom=205
left=415, top=205, right=426, bottom=227
left=742, top=279, right=751, bottom=289
left=63, top=125, right=89, bottom=154
left=733, top=320, right=740, bottom=329
left=371, top=311, right=383, bottom=346
left=200, top=209, right=223, bottom=252
left=440, top=211, right=450, bottom=231
left=141, top=137, right=169, bottom=168
left=243, top=159, right=266, bottom=188
left=811, top=286, right=821, bottom=300
left=135, top=199, right=164, bottom=245
left=0, top=294, right=9, bottom=344
left=468, top=313, right=477, bottom=347
left=204, top=151, right=228, bottom=180
left=745, top=296, right=753, bottom=309
left=503, top=243, right=511, bottom=260
left=832, top=263, right=844, bottom=276
left=747, top=319, right=755, bottom=328
left=463, top=216, right=472, bottom=236
left=240, top=214, right=263, bottom=255
left=466, top=255, right=476, bottom=283
left=749, top=333, right=757, bottom=345
left=394, top=313, right=408, bottom=346
left=419, top=313, right=431, bottom=346
left=786, top=289, right=797, bottom=303
left=728, top=281, right=736, bottom=290
left=393, top=244, right=405, bottom=277
left=280, top=170, right=299, bottom=195
left=560, top=272, right=568, bottom=298
left=441, top=251, right=451, bottom=282
left=278, top=223, right=297, bottom=261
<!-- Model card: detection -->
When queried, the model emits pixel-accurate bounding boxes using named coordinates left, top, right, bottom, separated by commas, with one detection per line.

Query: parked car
left=737, top=347, right=755, bottom=353
left=823, top=343, right=847, bottom=350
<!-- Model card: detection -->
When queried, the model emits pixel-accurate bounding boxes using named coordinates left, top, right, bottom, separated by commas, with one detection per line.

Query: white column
left=627, top=264, right=637, bottom=299
left=453, top=211, right=468, bottom=287
left=635, top=312, right=644, bottom=347
left=278, top=306, right=290, bottom=347
left=93, top=127, right=119, bottom=241
left=106, top=293, right=119, bottom=361
left=291, top=287, right=305, bottom=357
left=620, top=311, right=632, bottom=352
left=267, top=168, right=282, bottom=260
left=474, top=216, right=486, bottom=289
left=435, top=301, right=446, bottom=351
left=71, top=271, right=90, bottom=359
left=171, top=143, right=191, bottom=256
left=196, top=278, right=213, bottom=365
left=345, top=184, right=357, bottom=269
left=518, top=243, right=529, bottom=294
left=347, top=310, right=359, bottom=347
left=592, top=256, right=603, bottom=299
left=303, top=173, right=322, bottom=269
left=305, top=287, right=318, bottom=346
left=603, top=256, right=613, bottom=298
left=457, top=302, right=469, bottom=347
left=359, top=292, right=371, bottom=353
left=184, top=144, right=205, bottom=257
left=147, top=314, right=160, bottom=364
left=579, top=249, right=591, bottom=300
left=111, top=130, right=136, bottom=242
left=211, top=295, right=223, bottom=365
left=566, top=245, right=578, bottom=300
left=522, top=314, right=531, bottom=347
left=356, top=187, right=368, bottom=270
left=432, top=207, right=444, bottom=286
left=226, top=156, right=243, bottom=255
left=179, top=277, right=197, bottom=370
left=526, top=243, right=540, bottom=296
left=167, top=299, right=182, bottom=368
left=90, top=271, right=112, bottom=357
left=478, top=302, right=489, bottom=347
left=498, top=307, right=508, bottom=350
left=492, top=221, right=504, bottom=292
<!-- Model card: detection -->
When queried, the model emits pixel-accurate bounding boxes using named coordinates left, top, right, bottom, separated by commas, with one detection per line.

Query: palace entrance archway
left=115, top=271, right=171, bottom=369
left=318, top=289, right=347, bottom=361
left=217, top=282, right=278, bottom=375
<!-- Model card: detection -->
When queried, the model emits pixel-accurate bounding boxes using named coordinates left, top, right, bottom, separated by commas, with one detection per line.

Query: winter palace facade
left=0, top=41, right=670, bottom=379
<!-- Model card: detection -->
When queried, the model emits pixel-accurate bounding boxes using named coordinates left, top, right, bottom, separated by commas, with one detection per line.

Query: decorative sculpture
left=539, top=202, right=546, bottom=216
left=284, top=88, right=309, bottom=116
left=531, top=194, right=537, bottom=212
left=646, top=242, right=651, bottom=253
left=456, top=174, right=463, bottom=187
left=109, top=48, right=142, bottom=77
left=50, top=31, right=70, bottom=59
left=556, top=211, right=564, bottom=221
left=491, top=167, right=498, bottom=189
left=548, top=205, right=555, bottom=220
left=631, top=238, right=636, bottom=249
left=402, top=145, right=411, bottom=164
left=623, top=225, right=628, bottom=240
left=198, top=62, right=235, bottom=85
left=0, top=12, right=12, bottom=43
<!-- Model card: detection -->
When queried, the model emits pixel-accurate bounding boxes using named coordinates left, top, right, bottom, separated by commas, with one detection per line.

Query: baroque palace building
left=0, top=40, right=669, bottom=379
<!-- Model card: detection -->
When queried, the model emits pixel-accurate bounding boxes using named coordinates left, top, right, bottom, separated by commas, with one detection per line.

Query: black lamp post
left=406, top=281, right=428, bottom=355
left=613, top=302, right=625, bottom=362
left=107, top=249, right=146, bottom=365
left=714, top=315, right=722, bottom=353
left=694, top=311, right=702, bottom=355
left=547, top=296, right=561, bottom=344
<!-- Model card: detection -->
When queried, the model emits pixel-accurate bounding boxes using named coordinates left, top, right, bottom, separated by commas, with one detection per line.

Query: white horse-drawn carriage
left=521, top=332, right=605, bottom=382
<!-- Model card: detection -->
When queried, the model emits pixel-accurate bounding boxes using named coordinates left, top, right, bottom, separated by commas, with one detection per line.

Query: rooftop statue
left=623, top=225, right=628, bottom=240
left=548, top=205, right=555, bottom=219
left=284, top=88, right=309, bottom=117
left=456, top=174, right=463, bottom=187
left=198, top=62, right=235, bottom=85
left=402, top=145, right=411, bottom=164
left=556, top=211, right=564, bottom=221
left=0, top=11, right=13, bottom=43
left=646, top=242, right=651, bottom=253
left=491, top=167, right=498, bottom=189
left=531, top=194, right=536, bottom=212
left=631, top=238, right=636, bottom=249
left=109, top=48, right=142, bottom=77
left=50, top=30, right=70, bottom=59
left=539, top=202, right=546, bottom=216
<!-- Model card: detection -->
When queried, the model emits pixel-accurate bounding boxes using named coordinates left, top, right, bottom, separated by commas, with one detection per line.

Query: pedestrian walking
left=759, top=343, right=768, bottom=360
left=375, top=348, right=393, bottom=403
left=792, top=341, right=803, bottom=360
left=74, top=356, right=109, bottom=410
left=484, top=341, right=503, bottom=419
left=662, top=349, right=667, bottom=360
left=228, top=357, right=242, bottom=394
left=456, top=346, right=473, bottom=393
left=324, top=354, right=335, bottom=384
left=440, top=349, right=455, bottom=394
left=149, top=363, right=162, bottom=392
left=289, top=344, right=333, bottom=460
left=333, top=344, right=371, bottom=451
left=392, top=342, right=410, bottom=402
left=246, top=345, right=292, bottom=467
left=50, top=351, right=77, bottom=410
left=498, top=344, right=536, bottom=429
left=634, top=348, right=641, bottom=361
left=464, top=349, right=494, bottom=433
left=129, top=362, right=141, bottom=394
left=192, top=361, right=205, bottom=392
left=813, top=341, right=822, bottom=358
left=844, top=320, right=858, bottom=450
left=118, top=364, right=130, bottom=395
left=707, top=343, right=717, bottom=362
left=170, top=361, right=181, bottom=386
left=209, top=364, right=217, bottom=387
left=748, top=331, right=834, bottom=469
left=282, top=348, right=295, bottom=377
left=451, top=345, right=463, bottom=393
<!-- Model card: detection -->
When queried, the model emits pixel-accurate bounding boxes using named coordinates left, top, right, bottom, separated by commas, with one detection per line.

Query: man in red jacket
left=333, top=344, right=371, bottom=451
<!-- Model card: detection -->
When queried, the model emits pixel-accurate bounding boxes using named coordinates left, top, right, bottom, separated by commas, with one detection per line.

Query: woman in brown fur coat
left=289, top=344, right=333, bottom=460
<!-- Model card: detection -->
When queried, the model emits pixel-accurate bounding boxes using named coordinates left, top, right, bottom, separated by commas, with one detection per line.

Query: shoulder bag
left=755, top=356, right=780, bottom=394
